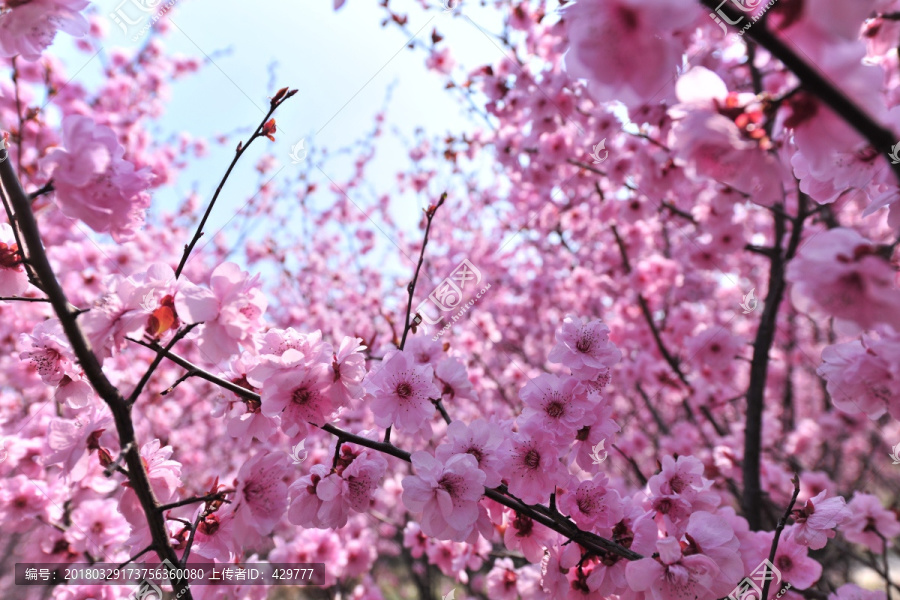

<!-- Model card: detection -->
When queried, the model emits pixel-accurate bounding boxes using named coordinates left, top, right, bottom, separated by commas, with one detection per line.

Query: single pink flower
left=519, top=373, right=591, bottom=441
left=625, top=536, right=720, bottom=600
left=435, top=419, right=504, bottom=488
left=559, top=473, right=624, bottom=530
left=548, top=315, right=622, bottom=380
left=42, top=115, right=154, bottom=241
left=329, top=336, right=368, bottom=407
left=365, top=350, right=440, bottom=433
left=0, top=0, right=89, bottom=61
left=498, top=424, right=565, bottom=505
left=316, top=449, right=387, bottom=529
left=287, top=464, right=333, bottom=529
left=0, top=475, right=49, bottom=533
left=840, top=493, right=900, bottom=552
left=788, top=490, right=851, bottom=550
left=402, top=450, right=486, bottom=541
left=231, top=451, right=291, bottom=537
left=260, top=359, right=332, bottom=438
left=65, top=498, right=130, bottom=556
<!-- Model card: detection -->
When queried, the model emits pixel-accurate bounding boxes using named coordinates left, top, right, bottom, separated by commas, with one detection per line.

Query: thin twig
left=388, top=192, right=446, bottom=444
left=157, top=490, right=233, bottom=513
left=173, top=88, right=297, bottom=279
left=127, top=324, right=198, bottom=406
left=761, top=474, right=800, bottom=600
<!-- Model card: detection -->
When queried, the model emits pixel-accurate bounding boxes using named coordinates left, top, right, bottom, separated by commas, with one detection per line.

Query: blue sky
left=46, top=0, right=532, bottom=282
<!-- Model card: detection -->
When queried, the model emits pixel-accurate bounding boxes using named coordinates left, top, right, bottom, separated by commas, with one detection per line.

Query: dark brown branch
left=129, top=339, right=642, bottom=562
left=611, top=224, right=691, bottom=390
left=612, top=443, right=648, bottom=487
left=127, top=324, right=198, bottom=406
left=742, top=195, right=807, bottom=530
left=0, top=138, right=193, bottom=600
left=761, top=474, right=800, bottom=600
left=390, top=192, right=446, bottom=444
left=0, top=296, right=50, bottom=303
left=173, top=88, right=297, bottom=279
left=157, top=490, right=233, bottom=513
left=400, top=192, right=446, bottom=351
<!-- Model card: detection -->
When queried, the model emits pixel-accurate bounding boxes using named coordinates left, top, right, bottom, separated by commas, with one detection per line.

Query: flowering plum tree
left=1, top=0, right=900, bottom=599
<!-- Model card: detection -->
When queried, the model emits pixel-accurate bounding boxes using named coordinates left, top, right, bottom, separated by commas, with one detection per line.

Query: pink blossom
left=0, top=0, right=89, bottom=61
left=786, top=228, right=900, bottom=330
left=829, top=584, right=887, bottom=600
left=563, top=0, right=697, bottom=109
left=42, top=115, right=154, bottom=241
left=502, top=510, right=556, bottom=563
left=771, top=536, right=823, bottom=590
left=192, top=506, right=239, bottom=561
left=625, top=536, right=720, bottom=600
left=402, top=450, right=486, bottom=541
left=120, top=439, right=182, bottom=527
left=840, top=493, right=900, bottom=552
left=787, top=490, right=851, bottom=550
left=44, top=403, right=114, bottom=480
left=434, top=356, right=477, bottom=402
left=486, top=557, right=519, bottom=600
left=365, top=350, right=440, bottom=433
left=259, top=359, right=332, bottom=438
left=498, top=424, right=565, bottom=505
left=519, top=374, right=591, bottom=440
left=649, top=455, right=705, bottom=497
left=329, top=336, right=367, bottom=407
left=682, top=511, right=744, bottom=598
left=548, top=315, right=622, bottom=380
left=0, top=475, right=49, bottom=532
left=20, top=318, right=92, bottom=407
left=559, top=473, right=623, bottom=530
left=435, top=419, right=504, bottom=488
left=817, top=333, right=900, bottom=420
left=0, top=223, right=28, bottom=296
left=192, top=262, right=267, bottom=363
left=66, top=498, right=130, bottom=555
left=232, top=451, right=291, bottom=537
left=316, top=449, right=388, bottom=528
left=287, top=464, right=333, bottom=529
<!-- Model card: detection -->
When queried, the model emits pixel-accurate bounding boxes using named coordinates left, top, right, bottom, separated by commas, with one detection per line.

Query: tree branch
left=125, top=338, right=643, bottom=562
left=173, top=88, right=297, bottom=279
left=0, top=137, right=193, bottom=599
left=699, top=0, right=900, bottom=183
left=742, top=195, right=807, bottom=530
